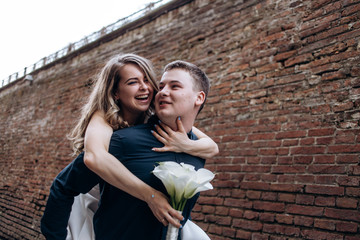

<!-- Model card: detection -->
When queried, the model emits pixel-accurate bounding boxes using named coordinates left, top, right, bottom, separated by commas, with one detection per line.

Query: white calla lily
left=152, top=166, right=175, bottom=196
left=152, top=161, right=215, bottom=211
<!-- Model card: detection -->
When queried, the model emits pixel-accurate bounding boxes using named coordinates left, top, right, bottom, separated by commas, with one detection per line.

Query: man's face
left=155, top=69, right=200, bottom=122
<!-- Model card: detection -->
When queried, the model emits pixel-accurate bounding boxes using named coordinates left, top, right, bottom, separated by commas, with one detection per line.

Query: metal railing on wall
left=1, top=0, right=170, bottom=89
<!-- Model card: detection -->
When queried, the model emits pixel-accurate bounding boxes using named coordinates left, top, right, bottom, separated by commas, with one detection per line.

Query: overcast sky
left=0, top=0, right=158, bottom=81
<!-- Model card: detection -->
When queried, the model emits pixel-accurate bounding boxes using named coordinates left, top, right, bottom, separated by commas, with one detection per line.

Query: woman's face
left=115, top=63, right=154, bottom=123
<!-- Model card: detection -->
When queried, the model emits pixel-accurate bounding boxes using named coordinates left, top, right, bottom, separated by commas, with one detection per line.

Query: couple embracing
left=41, top=53, right=218, bottom=240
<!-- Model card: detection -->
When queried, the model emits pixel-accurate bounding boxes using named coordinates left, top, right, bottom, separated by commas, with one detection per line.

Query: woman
left=63, top=53, right=218, bottom=239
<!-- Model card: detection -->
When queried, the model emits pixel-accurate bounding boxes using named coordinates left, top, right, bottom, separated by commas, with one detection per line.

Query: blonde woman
left=41, top=53, right=218, bottom=239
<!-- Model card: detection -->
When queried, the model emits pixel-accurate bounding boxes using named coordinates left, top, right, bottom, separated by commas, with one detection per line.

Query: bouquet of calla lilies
left=152, top=161, right=215, bottom=240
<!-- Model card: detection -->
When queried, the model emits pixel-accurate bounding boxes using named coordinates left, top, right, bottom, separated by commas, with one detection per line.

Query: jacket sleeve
left=41, top=152, right=101, bottom=240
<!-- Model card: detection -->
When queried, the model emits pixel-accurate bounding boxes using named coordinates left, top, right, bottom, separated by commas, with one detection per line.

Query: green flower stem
left=179, top=199, right=187, bottom=212
left=171, top=195, right=176, bottom=209
left=172, top=198, right=187, bottom=211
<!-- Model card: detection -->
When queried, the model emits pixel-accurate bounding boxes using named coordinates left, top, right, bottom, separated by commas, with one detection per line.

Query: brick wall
left=1, top=0, right=359, bottom=239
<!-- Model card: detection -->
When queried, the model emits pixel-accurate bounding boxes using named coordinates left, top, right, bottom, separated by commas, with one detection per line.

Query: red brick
left=300, top=137, right=316, bottom=146
left=316, top=219, right=336, bottom=231
left=285, top=53, right=313, bottom=67
left=315, top=196, right=336, bottom=207
left=270, top=184, right=304, bottom=193
left=213, top=206, right=228, bottom=216
left=283, top=139, right=299, bottom=146
left=294, top=216, right=314, bottom=227
left=328, top=144, right=360, bottom=153
left=243, top=210, right=259, bottom=220
left=286, top=204, right=324, bottom=216
left=299, top=21, right=330, bottom=38
left=224, top=198, right=252, bottom=208
left=253, top=201, right=285, bottom=212
left=333, top=101, right=354, bottom=112
left=335, top=134, right=357, bottom=144
left=342, top=2, right=360, bottom=16
left=277, top=156, right=293, bottom=165
left=259, top=212, right=275, bottom=222
left=295, top=175, right=315, bottom=183
left=240, top=182, right=270, bottom=191
left=301, top=229, right=343, bottom=240
left=337, top=176, right=360, bottom=187
left=315, top=175, right=338, bottom=185
left=236, top=229, right=252, bottom=239
left=307, top=165, right=346, bottom=174
left=336, top=221, right=358, bottom=233
left=229, top=208, right=243, bottom=218
left=308, top=128, right=336, bottom=136
left=278, top=175, right=295, bottom=183
left=350, top=166, right=360, bottom=175
left=202, top=205, right=216, bottom=214
left=276, top=130, right=307, bottom=139
left=259, top=148, right=289, bottom=155
left=242, top=165, right=271, bottom=173
left=247, top=132, right=275, bottom=141
left=296, top=194, right=315, bottom=205
left=222, top=227, right=236, bottom=238
left=246, top=190, right=261, bottom=200
left=290, top=146, right=326, bottom=155
left=207, top=225, right=222, bottom=236
left=261, top=191, right=277, bottom=201
left=251, top=233, right=270, bottom=240
left=276, top=214, right=294, bottom=224
left=198, top=197, right=224, bottom=206
left=305, top=185, right=344, bottom=196
left=274, top=50, right=297, bottom=61
left=216, top=216, right=232, bottom=226
left=263, top=223, right=300, bottom=236
left=336, top=197, right=358, bottom=209
left=272, top=165, right=306, bottom=174
left=233, top=219, right=263, bottom=231
left=345, top=236, right=360, bottom=240
left=314, top=155, right=335, bottom=164
left=278, top=193, right=296, bottom=203
left=294, top=155, right=313, bottom=164
left=346, top=187, right=360, bottom=197
left=324, top=208, right=360, bottom=222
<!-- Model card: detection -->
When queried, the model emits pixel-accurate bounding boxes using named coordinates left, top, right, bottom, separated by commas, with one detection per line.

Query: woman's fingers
left=151, top=130, right=165, bottom=143
left=151, top=130, right=171, bottom=152
left=168, top=208, right=184, bottom=222
left=154, top=124, right=169, bottom=141
left=151, top=118, right=190, bottom=153
left=164, top=210, right=182, bottom=228
left=158, top=121, right=173, bottom=136
left=175, top=117, right=186, bottom=133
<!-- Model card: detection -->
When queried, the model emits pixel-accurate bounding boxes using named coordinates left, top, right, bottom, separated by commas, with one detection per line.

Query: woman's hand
left=145, top=190, right=183, bottom=228
left=152, top=117, right=191, bottom=153
left=152, top=117, right=219, bottom=158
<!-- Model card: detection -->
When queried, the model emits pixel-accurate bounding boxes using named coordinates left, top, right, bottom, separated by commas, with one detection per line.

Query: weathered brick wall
left=1, top=0, right=359, bottom=239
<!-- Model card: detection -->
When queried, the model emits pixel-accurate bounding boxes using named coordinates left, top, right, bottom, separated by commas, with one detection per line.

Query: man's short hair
left=164, top=60, right=210, bottom=113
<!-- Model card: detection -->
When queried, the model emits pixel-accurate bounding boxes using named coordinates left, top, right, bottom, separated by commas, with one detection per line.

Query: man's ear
left=195, top=91, right=205, bottom=107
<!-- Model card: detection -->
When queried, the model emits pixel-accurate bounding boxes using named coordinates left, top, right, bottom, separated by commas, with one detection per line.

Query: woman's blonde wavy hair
left=68, top=53, right=158, bottom=155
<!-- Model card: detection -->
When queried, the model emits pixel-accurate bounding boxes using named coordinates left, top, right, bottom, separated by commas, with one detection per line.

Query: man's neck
left=160, top=116, right=194, bottom=133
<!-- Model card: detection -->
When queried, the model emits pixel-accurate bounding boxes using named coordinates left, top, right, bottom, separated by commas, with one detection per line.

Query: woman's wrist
left=141, top=185, right=157, bottom=203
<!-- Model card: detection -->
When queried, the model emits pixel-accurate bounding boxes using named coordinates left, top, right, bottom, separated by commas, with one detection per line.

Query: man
left=41, top=60, right=211, bottom=239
